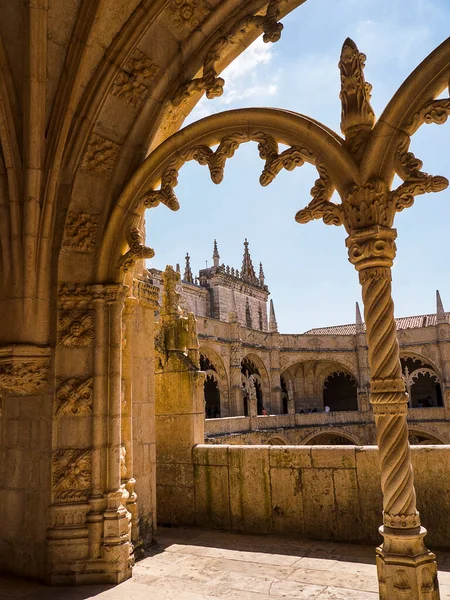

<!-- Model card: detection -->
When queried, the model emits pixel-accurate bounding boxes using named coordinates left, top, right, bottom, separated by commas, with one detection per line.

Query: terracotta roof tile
left=304, top=313, right=449, bottom=335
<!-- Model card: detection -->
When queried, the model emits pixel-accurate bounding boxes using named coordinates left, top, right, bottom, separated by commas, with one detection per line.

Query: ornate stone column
left=347, top=225, right=439, bottom=599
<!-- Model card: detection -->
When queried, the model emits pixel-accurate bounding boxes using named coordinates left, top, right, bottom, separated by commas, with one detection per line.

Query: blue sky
left=146, top=0, right=450, bottom=333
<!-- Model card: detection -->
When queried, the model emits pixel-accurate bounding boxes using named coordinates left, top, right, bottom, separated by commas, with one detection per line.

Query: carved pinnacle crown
left=339, top=37, right=375, bottom=139
left=241, top=239, right=257, bottom=283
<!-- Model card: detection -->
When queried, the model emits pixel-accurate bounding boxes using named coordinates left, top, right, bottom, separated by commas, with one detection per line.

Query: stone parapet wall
left=193, top=444, right=450, bottom=549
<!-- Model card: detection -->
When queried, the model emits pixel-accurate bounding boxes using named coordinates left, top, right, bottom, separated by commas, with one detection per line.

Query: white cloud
left=186, top=36, right=279, bottom=124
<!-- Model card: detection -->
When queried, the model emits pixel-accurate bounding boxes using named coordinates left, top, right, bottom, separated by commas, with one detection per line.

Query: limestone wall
left=193, top=444, right=450, bottom=549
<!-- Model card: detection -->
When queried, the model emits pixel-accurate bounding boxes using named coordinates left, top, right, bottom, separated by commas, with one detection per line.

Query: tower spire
left=241, top=238, right=256, bottom=282
left=437, top=290, right=446, bottom=324
left=259, top=262, right=265, bottom=286
left=213, top=239, right=220, bottom=268
left=269, top=299, right=278, bottom=333
left=356, top=301, right=364, bottom=334
left=184, top=253, right=193, bottom=283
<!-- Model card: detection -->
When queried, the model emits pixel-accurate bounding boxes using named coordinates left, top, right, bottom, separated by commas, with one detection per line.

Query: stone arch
left=323, top=371, right=358, bottom=412
left=400, top=354, right=443, bottom=408
left=408, top=427, right=446, bottom=445
left=199, top=346, right=229, bottom=417
left=267, top=435, right=289, bottom=445
left=241, top=352, right=271, bottom=414
left=301, top=429, right=360, bottom=445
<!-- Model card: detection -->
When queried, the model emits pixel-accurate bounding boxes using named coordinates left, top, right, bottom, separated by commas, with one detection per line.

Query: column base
left=376, top=526, right=440, bottom=599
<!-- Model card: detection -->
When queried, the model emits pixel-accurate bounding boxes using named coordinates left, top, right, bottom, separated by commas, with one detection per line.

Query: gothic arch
left=241, top=352, right=271, bottom=407
left=301, top=429, right=360, bottom=445
left=267, top=435, right=289, bottom=445
left=199, top=346, right=229, bottom=416
left=408, top=427, right=446, bottom=445
left=97, top=107, right=359, bottom=281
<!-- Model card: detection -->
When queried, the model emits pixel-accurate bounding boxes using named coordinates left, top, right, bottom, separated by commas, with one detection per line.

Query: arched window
left=323, top=371, right=358, bottom=412
left=200, top=354, right=221, bottom=418
left=400, top=356, right=443, bottom=408
left=245, top=300, right=252, bottom=329
left=241, top=357, right=264, bottom=415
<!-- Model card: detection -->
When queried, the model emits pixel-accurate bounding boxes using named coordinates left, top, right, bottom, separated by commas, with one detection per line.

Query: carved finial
left=269, top=299, right=278, bottom=333
left=339, top=38, right=375, bottom=145
left=119, top=226, right=155, bottom=272
left=259, top=262, right=265, bottom=286
left=213, top=239, right=220, bottom=267
left=437, top=290, right=446, bottom=324
left=176, top=263, right=180, bottom=274
left=228, top=289, right=238, bottom=324
left=356, top=301, right=364, bottom=334
left=161, top=265, right=182, bottom=316
left=241, top=239, right=257, bottom=282
left=184, top=253, right=193, bottom=283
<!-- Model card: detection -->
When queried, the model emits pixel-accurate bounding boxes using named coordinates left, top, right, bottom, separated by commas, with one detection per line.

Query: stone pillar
left=155, top=266, right=205, bottom=526
left=355, top=307, right=371, bottom=414
left=230, top=341, right=244, bottom=415
left=347, top=226, right=439, bottom=599
left=101, top=288, right=132, bottom=575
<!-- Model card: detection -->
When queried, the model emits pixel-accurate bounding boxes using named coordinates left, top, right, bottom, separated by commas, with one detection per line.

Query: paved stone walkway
left=2, top=527, right=450, bottom=599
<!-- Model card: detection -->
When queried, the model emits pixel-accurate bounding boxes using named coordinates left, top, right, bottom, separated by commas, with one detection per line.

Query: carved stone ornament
left=171, top=0, right=284, bottom=106
left=55, top=377, right=93, bottom=416
left=80, top=133, right=121, bottom=175
left=143, top=132, right=308, bottom=212
left=168, top=0, right=210, bottom=32
left=62, top=211, right=100, bottom=252
left=58, top=310, right=95, bottom=346
left=0, top=360, right=49, bottom=395
left=118, top=226, right=155, bottom=272
left=52, top=448, right=92, bottom=503
left=112, top=49, right=159, bottom=107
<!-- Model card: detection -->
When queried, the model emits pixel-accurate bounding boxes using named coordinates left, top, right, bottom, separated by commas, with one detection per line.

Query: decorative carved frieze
left=168, top=0, right=210, bottom=32
left=143, top=132, right=308, bottom=212
left=55, top=378, right=93, bottom=416
left=0, top=360, right=49, bottom=395
left=62, top=211, right=100, bottom=252
left=112, top=49, right=159, bottom=107
left=58, top=310, right=95, bottom=347
left=133, top=278, right=159, bottom=308
left=52, top=448, right=92, bottom=503
left=80, top=133, right=120, bottom=175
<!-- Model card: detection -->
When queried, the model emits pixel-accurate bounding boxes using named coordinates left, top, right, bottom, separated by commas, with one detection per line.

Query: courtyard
left=3, top=527, right=450, bottom=600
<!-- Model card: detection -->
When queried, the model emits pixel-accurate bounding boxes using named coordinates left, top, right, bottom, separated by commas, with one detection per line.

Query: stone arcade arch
left=301, top=429, right=360, bottom=445
left=0, top=2, right=449, bottom=593
left=199, top=347, right=230, bottom=417
left=323, top=371, right=359, bottom=412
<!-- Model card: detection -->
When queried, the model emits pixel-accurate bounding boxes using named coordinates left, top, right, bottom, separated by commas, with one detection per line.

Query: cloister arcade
left=0, top=1, right=449, bottom=598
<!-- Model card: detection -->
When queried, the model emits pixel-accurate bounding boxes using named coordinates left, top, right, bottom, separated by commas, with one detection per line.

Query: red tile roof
left=304, top=313, right=448, bottom=335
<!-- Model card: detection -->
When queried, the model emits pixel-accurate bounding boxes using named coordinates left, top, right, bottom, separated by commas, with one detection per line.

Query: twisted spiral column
left=347, top=226, right=419, bottom=529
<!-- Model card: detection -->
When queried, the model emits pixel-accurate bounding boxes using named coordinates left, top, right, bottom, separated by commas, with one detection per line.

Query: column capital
left=346, top=226, right=397, bottom=271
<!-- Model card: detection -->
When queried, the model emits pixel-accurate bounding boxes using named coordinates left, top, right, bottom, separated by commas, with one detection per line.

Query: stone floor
left=3, top=527, right=450, bottom=599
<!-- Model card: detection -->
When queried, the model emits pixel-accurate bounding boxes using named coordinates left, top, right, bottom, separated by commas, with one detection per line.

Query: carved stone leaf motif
left=55, top=378, right=93, bottom=416
left=119, top=227, right=155, bottom=272
left=171, top=0, right=284, bottom=106
left=143, top=132, right=309, bottom=211
left=295, top=163, right=343, bottom=226
left=112, top=49, right=159, bottom=107
left=62, top=211, right=100, bottom=252
left=338, top=38, right=375, bottom=155
left=406, top=98, right=450, bottom=134
left=52, top=449, right=92, bottom=503
left=80, top=133, right=120, bottom=175
left=0, top=361, right=49, bottom=395
left=58, top=310, right=95, bottom=346
left=391, top=137, right=449, bottom=213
